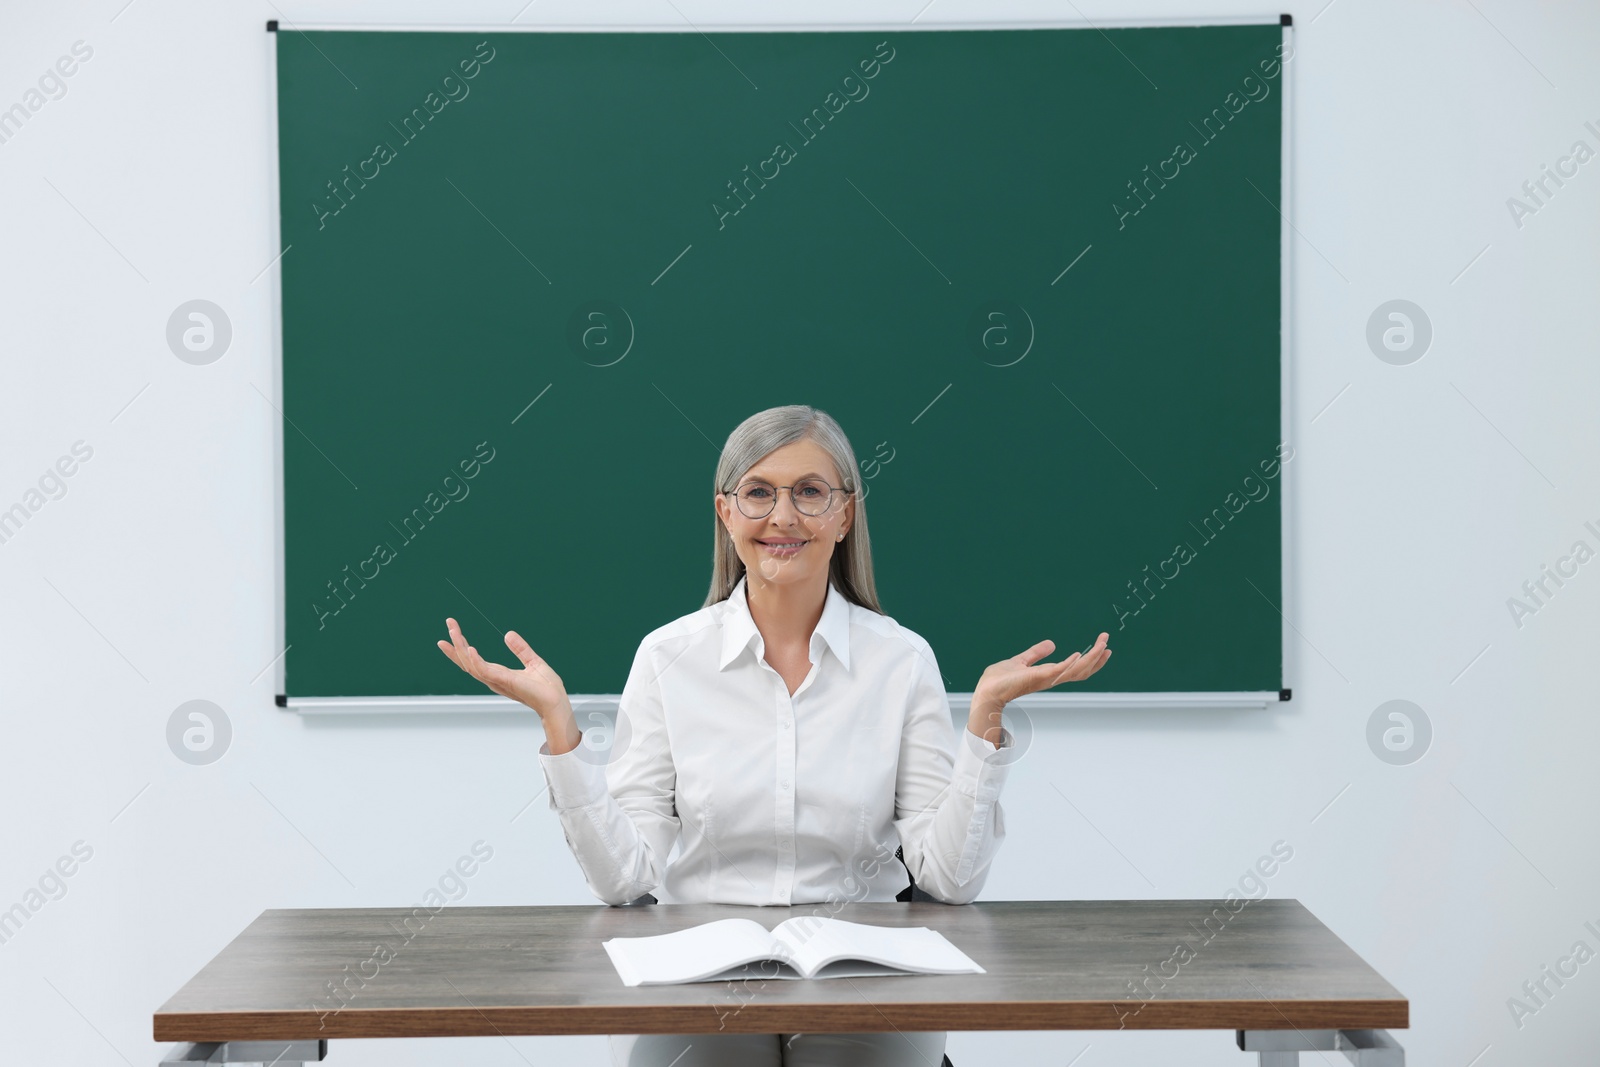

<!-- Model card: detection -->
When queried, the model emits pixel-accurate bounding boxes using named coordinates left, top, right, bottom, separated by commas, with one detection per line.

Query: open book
left=602, top=916, right=985, bottom=986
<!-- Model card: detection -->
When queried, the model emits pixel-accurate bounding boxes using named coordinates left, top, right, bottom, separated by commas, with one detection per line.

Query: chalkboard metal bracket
left=267, top=19, right=278, bottom=31
left=1280, top=13, right=1292, bottom=26
left=1280, top=688, right=1292, bottom=701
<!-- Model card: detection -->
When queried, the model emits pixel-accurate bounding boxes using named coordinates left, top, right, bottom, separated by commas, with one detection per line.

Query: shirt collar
left=718, top=573, right=852, bottom=673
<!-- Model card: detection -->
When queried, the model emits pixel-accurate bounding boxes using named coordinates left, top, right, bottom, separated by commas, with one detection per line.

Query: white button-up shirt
left=538, top=574, right=1011, bottom=907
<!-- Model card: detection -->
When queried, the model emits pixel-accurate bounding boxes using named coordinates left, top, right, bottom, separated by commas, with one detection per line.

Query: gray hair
left=705, top=405, right=881, bottom=614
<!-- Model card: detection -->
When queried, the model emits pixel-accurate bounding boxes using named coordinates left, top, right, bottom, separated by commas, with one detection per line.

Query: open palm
left=974, top=632, right=1113, bottom=712
left=436, top=617, right=569, bottom=718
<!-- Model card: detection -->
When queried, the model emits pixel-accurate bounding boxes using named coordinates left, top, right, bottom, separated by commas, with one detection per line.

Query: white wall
left=2, top=1, right=1597, bottom=1064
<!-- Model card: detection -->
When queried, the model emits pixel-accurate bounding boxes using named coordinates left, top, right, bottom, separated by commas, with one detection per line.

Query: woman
left=437, top=405, right=1112, bottom=1066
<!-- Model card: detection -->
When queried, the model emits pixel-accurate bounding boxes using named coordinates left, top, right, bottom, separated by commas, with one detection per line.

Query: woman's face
left=714, top=438, right=854, bottom=586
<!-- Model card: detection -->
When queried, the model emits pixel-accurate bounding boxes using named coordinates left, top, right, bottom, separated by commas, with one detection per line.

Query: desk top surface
left=153, top=899, right=1407, bottom=1041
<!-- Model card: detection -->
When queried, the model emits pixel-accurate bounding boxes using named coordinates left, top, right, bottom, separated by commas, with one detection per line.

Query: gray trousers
left=609, top=1030, right=947, bottom=1066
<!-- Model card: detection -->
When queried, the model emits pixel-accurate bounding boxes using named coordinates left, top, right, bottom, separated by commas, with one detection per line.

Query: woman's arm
left=895, top=629, right=1113, bottom=904
left=538, top=641, right=680, bottom=906
left=892, top=636, right=1012, bottom=905
left=438, top=619, right=680, bottom=905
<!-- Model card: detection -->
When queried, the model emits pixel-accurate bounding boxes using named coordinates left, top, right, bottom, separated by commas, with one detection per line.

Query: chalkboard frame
left=264, top=16, right=1296, bottom=714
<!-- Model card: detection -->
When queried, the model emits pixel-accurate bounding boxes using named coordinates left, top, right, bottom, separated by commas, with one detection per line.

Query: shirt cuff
left=538, top=741, right=610, bottom=809
left=953, top=725, right=1012, bottom=802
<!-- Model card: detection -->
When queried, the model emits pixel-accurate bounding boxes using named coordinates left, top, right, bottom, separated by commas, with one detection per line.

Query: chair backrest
left=894, top=845, right=940, bottom=903
left=619, top=846, right=932, bottom=907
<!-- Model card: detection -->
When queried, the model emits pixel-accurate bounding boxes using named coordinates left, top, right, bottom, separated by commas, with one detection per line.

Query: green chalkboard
left=274, top=22, right=1288, bottom=700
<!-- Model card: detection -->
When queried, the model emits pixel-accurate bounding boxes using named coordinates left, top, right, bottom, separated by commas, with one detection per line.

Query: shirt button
left=781, top=780, right=790, bottom=789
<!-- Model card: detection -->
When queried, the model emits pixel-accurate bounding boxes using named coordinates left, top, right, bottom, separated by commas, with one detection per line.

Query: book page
left=770, top=917, right=985, bottom=979
left=602, top=918, right=778, bottom=986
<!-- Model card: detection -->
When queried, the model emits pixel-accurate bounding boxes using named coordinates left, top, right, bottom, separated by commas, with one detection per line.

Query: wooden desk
left=153, top=900, right=1407, bottom=1065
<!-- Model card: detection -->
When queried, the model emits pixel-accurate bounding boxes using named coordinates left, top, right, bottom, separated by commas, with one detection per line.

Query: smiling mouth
left=758, top=540, right=808, bottom=552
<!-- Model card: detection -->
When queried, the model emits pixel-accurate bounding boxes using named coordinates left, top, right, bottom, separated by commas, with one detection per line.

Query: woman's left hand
left=968, top=633, right=1113, bottom=741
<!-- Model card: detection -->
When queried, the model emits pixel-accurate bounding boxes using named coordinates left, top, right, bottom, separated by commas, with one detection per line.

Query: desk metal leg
left=1238, top=1029, right=1404, bottom=1065
left=159, top=1040, right=327, bottom=1065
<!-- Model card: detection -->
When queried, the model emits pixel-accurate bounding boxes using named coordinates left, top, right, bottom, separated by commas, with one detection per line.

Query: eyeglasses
left=727, top=478, right=852, bottom=519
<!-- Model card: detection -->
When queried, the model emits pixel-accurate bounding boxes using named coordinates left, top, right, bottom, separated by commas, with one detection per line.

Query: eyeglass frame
left=722, top=478, right=856, bottom=519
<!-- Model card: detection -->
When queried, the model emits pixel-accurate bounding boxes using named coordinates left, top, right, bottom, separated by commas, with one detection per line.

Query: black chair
left=618, top=847, right=956, bottom=1066
left=618, top=845, right=936, bottom=906
left=893, top=844, right=941, bottom=904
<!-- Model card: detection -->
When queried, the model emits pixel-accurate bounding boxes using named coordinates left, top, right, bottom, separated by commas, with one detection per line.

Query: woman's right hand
left=436, top=618, right=581, bottom=753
